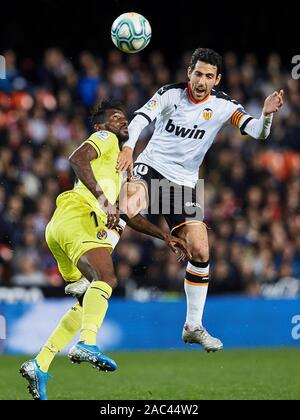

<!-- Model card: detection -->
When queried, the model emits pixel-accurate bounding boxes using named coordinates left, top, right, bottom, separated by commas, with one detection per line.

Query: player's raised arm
left=230, top=90, right=284, bottom=140
left=116, top=114, right=149, bottom=173
left=116, top=86, right=173, bottom=172
left=243, top=89, right=284, bottom=139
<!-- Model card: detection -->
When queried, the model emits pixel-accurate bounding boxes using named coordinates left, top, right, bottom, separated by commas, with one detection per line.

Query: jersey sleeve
left=134, top=85, right=175, bottom=123
left=228, top=102, right=254, bottom=134
left=84, top=130, right=113, bottom=158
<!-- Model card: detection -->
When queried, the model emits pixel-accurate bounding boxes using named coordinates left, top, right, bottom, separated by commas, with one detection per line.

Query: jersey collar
left=187, top=82, right=210, bottom=104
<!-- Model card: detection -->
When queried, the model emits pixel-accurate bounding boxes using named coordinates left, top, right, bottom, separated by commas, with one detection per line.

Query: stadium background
left=0, top=0, right=300, bottom=400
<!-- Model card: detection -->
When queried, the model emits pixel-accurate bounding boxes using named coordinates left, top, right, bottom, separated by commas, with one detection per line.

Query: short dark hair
left=190, top=48, right=222, bottom=75
left=91, top=101, right=124, bottom=124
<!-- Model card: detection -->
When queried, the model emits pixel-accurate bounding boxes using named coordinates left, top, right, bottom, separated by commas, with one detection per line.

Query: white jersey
left=134, top=82, right=253, bottom=188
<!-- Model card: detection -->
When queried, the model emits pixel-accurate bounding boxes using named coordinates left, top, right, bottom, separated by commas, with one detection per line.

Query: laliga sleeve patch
left=237, top=106, right=248, bottom=115
left=95, top=130, right=110, bottom=141
left=145, top=99, right=158, bottom=111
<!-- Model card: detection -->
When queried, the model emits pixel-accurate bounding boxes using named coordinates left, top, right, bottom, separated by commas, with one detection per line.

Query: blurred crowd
left=0, top=48, right=300, bottom=297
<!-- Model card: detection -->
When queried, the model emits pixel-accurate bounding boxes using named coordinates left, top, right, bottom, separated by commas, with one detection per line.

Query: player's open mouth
left=196, top=88, right=206, bottom=95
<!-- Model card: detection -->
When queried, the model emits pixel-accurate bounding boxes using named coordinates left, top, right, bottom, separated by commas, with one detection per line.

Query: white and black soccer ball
left=111, top=12, right=152, bottom=54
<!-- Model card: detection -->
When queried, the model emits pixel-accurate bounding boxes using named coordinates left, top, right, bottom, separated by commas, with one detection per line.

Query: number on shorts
left=134, top=164, right=149, bottom=177
left=90, top=211, right=99, bottom=228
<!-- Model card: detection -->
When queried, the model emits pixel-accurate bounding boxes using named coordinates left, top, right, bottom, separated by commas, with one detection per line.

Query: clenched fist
left=263, top=90, right=284, bottom=116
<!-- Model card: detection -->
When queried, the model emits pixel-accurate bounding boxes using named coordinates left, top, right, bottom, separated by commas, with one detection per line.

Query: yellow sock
left=80, top=280, right=112, bottom=346
left=36, top=303, right=83, bottom=372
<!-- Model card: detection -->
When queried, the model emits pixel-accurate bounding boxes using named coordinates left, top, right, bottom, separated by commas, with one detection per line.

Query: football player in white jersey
left=117, top=48, right=284, bottom=352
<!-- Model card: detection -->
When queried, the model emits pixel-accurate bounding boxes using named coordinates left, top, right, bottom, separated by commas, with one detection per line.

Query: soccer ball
left=111, top=12, right=152, bottom=54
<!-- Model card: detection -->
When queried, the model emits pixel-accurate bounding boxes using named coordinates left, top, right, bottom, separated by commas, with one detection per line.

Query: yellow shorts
left=45, top=191, right=125, bottom=283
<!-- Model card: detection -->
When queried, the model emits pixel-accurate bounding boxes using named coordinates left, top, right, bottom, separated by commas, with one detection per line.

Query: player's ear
left=94, top=123, right=102, bottom=131
left=214, top=73, right=222, bottom=87
left=187, top=66, right=192, bottom=80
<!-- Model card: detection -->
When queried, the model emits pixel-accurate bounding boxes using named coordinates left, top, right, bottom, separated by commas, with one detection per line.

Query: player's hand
left=117, top=147, right=133, bottom=175
left=164, top=234, right=192, bottom=262
left=104, top=200, right=120, bottom=229
left=263, top=90, right=284, bottom=116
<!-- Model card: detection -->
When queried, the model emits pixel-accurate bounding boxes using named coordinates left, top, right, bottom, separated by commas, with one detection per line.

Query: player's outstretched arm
left=243, top=90, right=284, bottom=139
left=69, top=143, right=120, bottom=228
left=126, top=213, right=192, bottom=262
left=117, top=113, right=150, bottom=173
left=117, top=146, right=134, bottom=175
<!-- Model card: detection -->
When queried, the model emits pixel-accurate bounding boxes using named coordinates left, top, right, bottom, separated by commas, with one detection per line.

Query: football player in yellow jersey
left=20, top=101, right=191, bottom=400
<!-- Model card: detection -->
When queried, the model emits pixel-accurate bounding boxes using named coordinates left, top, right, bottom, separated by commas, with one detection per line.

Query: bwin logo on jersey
left=165, top=119, right=205, bottom=139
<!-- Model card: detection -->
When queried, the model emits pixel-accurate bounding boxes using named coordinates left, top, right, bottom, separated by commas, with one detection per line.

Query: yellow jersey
left=70, top=129, right=123, bottom=212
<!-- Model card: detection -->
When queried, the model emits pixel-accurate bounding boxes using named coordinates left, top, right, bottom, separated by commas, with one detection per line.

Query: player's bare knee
left=123, top=188, right=148, bottom=218
left=126, top=203, right=136, bottom=219
left=126, top=203, right=140, bottom=219
left=190, top=245, right=209, bottom=262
